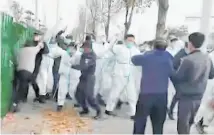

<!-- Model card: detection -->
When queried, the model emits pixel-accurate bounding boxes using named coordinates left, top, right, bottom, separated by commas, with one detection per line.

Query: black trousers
left=13, top=70, right=40, bottom=104
left=169, top=92, right=179, bottom=113
left=75, top=75, right=100, bottom=111
left=133, top=93, right=167, bottom=134
left=177, top=98, right=201, bottom=134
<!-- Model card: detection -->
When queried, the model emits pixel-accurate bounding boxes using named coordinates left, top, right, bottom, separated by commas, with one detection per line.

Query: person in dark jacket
left=132, top=39, right=174, bottom=134
left=168, top=42, right=188, bottom=120
left=171, top=32, right=214, bottom=134
left=30, top=32, right=49, bottom=103
left=72, top=41, right=101, bottom=119
left=73, top=35, right=93, bottom=108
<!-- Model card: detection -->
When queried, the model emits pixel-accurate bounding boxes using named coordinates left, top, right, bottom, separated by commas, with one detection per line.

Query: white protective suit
left=105, top=44, right=141, bottom=116
left=57, top=50, right=78, bottom=106
left=67, top=51, right=82, bottom=99
left=37, top=43, right=65, bottom=96
left=195, top=51, right=214, bottom=126
left=93, top=42, right=114, bottom=96
left=95, top=51, right=115, bottom=102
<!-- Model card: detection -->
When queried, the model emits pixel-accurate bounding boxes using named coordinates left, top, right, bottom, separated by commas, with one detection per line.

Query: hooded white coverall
left=37, top=43, right=65, bottom=96
left=95, top=51, right=115, bottom=102
left=119, top=46, right=141, bottom=103
left=91, top=42, right=115, bottom=97
left=57, top=51, right=77, bottom=106
left=67, top=51, right=81, bottom=99
left=105, top=44, right=141, bottom=116
left=195, top=52, right=214, bottom=126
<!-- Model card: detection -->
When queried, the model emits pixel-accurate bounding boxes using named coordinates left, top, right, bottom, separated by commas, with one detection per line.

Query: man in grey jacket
left=171, top=32, right=214, bottom=134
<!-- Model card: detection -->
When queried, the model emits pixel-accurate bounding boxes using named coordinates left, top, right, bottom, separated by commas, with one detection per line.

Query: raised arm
left=131, top=54, right=145, bottom=66
left=171, top=58, right=190, bottom=82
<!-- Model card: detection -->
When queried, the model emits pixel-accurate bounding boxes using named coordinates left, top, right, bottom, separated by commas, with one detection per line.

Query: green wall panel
left=1, top=13, right=36, bottom=117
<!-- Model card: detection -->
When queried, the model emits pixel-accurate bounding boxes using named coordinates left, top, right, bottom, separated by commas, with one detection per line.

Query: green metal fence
left=1, top=13, right=35, bottom=117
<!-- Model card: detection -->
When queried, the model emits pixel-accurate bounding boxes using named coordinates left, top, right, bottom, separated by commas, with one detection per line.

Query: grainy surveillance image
left=0, top=0, right=214, bottom=134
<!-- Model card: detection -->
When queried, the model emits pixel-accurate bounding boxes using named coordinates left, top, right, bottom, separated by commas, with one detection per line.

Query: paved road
left=1, top=85, right=214, bottom=134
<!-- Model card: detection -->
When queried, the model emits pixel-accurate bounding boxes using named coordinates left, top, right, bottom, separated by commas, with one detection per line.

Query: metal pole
left=200, top=0, right=213, bottom=51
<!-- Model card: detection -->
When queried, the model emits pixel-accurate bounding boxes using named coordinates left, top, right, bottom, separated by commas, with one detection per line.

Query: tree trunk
left=105, top=0, right=112, bottom=41
left=155, top=0, right=169, bottom=38
left=124, top=0, right=135, bottom=38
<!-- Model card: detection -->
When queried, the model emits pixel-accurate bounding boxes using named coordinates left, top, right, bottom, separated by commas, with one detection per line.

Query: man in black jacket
left=31, top=32, right=49, bottom=103
left=168, top=42, right=188, bottom=120
left=73, top=41, right=101, bottom=119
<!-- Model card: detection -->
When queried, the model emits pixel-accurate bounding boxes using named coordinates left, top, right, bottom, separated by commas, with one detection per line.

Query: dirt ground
left=1, top=100, right=92, bottom=134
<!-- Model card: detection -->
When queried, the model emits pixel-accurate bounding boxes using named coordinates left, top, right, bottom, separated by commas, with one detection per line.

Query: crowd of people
left=8, top=27, right=214, bottom=134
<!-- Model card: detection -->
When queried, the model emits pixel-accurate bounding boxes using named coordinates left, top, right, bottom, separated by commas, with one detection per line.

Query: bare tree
left=10, top=1, right=24, bottom=22
left=123, top=0, right=154, bottom=37
left=155, top=0, right=169, bottom=38
left=101, top=0, right=123, bottom=40
left=168, top=25, right=188, bottom=38
left=86, top=0, right=100, bottom=40
left=71, top=6, right=87, bottom=42
left=24, top=10, right=35, bottom=26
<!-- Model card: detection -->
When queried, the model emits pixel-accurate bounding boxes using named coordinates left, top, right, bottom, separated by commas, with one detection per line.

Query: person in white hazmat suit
left=36, top=35, right=65, bottom=103
left=68, top=49, right=82, bottom=101
left=57, top=44, right=78, bottom=111
left=195, top=50, right=214, bottom=134
left=95, top=42, right=121, bottom=106
left=105, top=34, right=141, bottom=119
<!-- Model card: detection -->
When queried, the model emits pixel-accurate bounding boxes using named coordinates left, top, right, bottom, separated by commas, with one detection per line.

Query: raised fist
left=38, top=42, right=44, bottom=48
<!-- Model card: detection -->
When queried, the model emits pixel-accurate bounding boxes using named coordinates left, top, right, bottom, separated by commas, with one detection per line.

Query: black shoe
left=10, top=103, right=19, bottom=113
left=168, top=112, right=175, bottom=120
left=33, top=96, right=46, bottom=104
left=94, top=110, right=102, bottom=119
left=21, top=98, right=28, bottom=103
left=105, top=110, right=116, bottom=116
left=45, top=93, right=51, bottom=100
left=195, top=122, right=207, bottom=134
left=97, top=94, right=106, bottom=106
left=130, top=116, right=135, bottom=120
left=116, top=101, right=122, bottom=110
left=57, top=105, right=63, bottom=112
left=79, top=109, right=89, bottom=115
left=66, top=94, right=72, bottom=100
left=74, top=104, right=80, bottom=108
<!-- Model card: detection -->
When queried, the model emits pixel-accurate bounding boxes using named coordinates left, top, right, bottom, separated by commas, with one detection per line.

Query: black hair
left=125, top=34, right=135, bottom=39
left=117, top=40, right=123, bottom=44
left=85, top=35, right=91, bottom=41
left=170, top=38, right=178, bottom=42
left=82, top=41, right=92, bottom=48
left=188, top=32, right=205, bottom=48
left=154, top=38, right=168, bottom=50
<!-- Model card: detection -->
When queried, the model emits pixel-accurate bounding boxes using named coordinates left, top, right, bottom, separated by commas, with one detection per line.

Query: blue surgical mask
left=66, top=48, right=71, bottom=54
left=79, top=48, right=84, bottom=52
left=126, top=42, right=134, bottom=48
left=64, top=39, right=72, bottom=45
